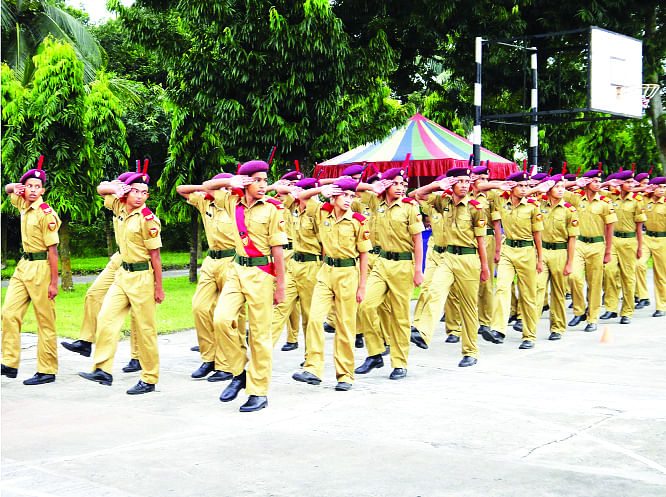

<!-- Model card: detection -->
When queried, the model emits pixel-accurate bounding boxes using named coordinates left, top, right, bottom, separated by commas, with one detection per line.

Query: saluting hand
left=371, top=179, right=393, bottom=195
left=14, top=184, right=25, bottom=196
left=576, top=177, right=592, bottom=188
left=321, top=185, right=343, bottom=198
left=114, top=183, right=131, bottom=197
left=498, top=181, right=516, bottom=191
left=230, top=175, right=254, bottom=189
left=535, top=180, right=555, bottom=193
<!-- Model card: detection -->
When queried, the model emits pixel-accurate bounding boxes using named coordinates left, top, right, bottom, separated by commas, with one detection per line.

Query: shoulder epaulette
left=500, top=191, right=511, bottom=199
left=632, top=192, right=643, bottom=201
left=352, top=212, right=366, bottom=224
left=468, top=199, right=483, bottom=210
left=576, top=189, right=585, bottom=197
left=39, top=202, right=52, bottom=214
left=599, top=195, right=612, bottom=203
left=321, top=202, right=334, bottom=213
left=401, top=197, right=418, bottom=206
left=541, top=194, right=548, bottom=201
left=564, top=202, right=576, bottom=212
left=204, top=193, right=215, bottom=201
left=265, top=197, right=284, bottom=209
left=527, top=198, right=539, bottom=205
left=141, top=206, right=155, bottom=221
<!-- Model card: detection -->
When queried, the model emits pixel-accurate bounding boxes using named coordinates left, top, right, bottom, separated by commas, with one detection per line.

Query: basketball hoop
left=616, top=83, right=661, bottom=109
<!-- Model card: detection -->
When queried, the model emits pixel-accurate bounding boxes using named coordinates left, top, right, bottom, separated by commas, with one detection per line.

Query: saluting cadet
left=290, top=178, right=372, bottom=389
left=355, top=167, right=424, bottom=380
left=600, top=170, right=646, bottom=324
left=2, top=157, right=61, bottom=385
left=482, top=171, right=544, bottom=349
left=534, top=175, right=579, bottom=340
left=634, top=172, right=652, bottom=310
left=176, top=173, right=247, bottom=382
left=79, top=172, right=164, bottom=394
left=644, top=177, right=666, bottom=317
left=202, top=160, right=287, bottom=412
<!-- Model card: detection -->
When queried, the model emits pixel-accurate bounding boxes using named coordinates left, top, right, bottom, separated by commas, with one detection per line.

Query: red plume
left=294, top=160, right=300, bottom=173
left=547, top=167, right=553, bottom=175
left=267, top=146, right=277, bottom=166
left=649, top=165, right=653, bottom=175
left=620, top=166, right=623, bottom=172
left=632, top=163, right=636, bottom=173
left=598, top=162, right=602, bottom=172
left=403, top=153, right=411, bottom=177
left=143, top=159, right=149, bottom=174
left=562, top=162, right=567, bottom=175
left=315, top=167, right=324, bottom=180
left=576, top=167, right=581, bottom=177
left=37, top=155, right=44, bottom=170
left=236, top=162, right=242, bottom=174
left=523, top=159, right=527, bottom=172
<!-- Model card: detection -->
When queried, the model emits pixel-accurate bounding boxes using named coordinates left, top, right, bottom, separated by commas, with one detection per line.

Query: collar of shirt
left=26, top=195, right=44, bottom=211
left=651, top=197, right=665, bottom=204
left=325, top=207, right=354, bottom=223
left=238, top=196, right=268, bottom=209
left=545, top=198, right=566, bottom=209
left=120, top=202, right=146, bottom=218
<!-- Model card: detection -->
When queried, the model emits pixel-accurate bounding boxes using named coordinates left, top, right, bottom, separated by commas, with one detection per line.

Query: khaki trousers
left=569, top=240, right=605, bottom=323
left=645, top=235, right=666, bottom=310
left=536, top=248, right=568, bottom=334
left=635, top=244, right=652, bottom=301
left=604, top=237, right=637, bottom=317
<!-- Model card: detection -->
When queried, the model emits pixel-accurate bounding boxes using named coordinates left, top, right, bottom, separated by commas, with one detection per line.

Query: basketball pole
left=474, top=37, right=482, bottom=169
left=529, top=52, right=539, bottom=170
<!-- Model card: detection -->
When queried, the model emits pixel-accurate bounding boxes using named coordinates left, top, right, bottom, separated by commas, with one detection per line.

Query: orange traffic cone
left=600, top=327, right=612, bottom=343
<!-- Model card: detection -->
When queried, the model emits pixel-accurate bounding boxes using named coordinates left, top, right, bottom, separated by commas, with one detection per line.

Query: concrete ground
left=2, top=278, right=666, bottom=497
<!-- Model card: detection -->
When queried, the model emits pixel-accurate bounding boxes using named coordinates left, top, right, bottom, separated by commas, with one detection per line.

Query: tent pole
left=473, top=37, right=483, bottom=168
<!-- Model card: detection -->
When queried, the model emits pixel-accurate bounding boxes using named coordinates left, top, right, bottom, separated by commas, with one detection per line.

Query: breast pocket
left=338, top=224, right=356, bottom=242
left=247, top=214, right=270, bottom=235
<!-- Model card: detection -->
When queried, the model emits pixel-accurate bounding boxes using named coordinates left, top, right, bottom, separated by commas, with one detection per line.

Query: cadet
left=203, top=160, right=287, bottom=412
left=176, top=173, right=246, bottom=382
left=79, top=172, right=165, bottom=394
left=534, top=175, right=579, bottom=340
left=600, top=170, right=646, bottom=324
left=356, top=167, right=424, bottom=380
left=644, top=177, right=666, bottom=317
left=634, top=172, right=652, bottom=309
left=564, top=169, right=616, bottom=331
left=291, top=178, right=371, bottom=389
left=482, top=171, right=544, bottom=349
left=2, top=157, right=61, bottom=384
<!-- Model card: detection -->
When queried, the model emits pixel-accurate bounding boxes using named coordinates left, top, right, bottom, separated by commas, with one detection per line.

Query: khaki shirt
left=187, top=191, right=235, bottom=251
left=374, top=197, right=424, bottom=252
left=427, top=193, right=486, bottom=248
left=474, top=190, right=501, bottom=223
left=214, top=190, right=287, bottom=257
left=306, top=198, right=372, bottom=258
left=497, top=196, right=544, bottom=240
left=564, top=191, right=617, bottom=238
left=645, top=197, right=666, bottom=232
left=422, top=194, right=448, bottom=247
left=104, top=195, right=123, bottom=249
left=357, top=192, right=380, bottom=247
left=11, top=194, right=61, bottom=251
left=105, top=196, right=162, bottom=263
left=284, top=195, right=321, bottom=255
left=609, top=192, right=647, bottom=232
left=278, top=195, right=294, bottom=241
left=539, top=199, right=580, bottom=243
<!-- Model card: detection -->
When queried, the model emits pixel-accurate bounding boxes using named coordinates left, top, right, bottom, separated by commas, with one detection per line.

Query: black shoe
left=542, top=305, right=550, bottom=313
left=481, top=329, right=504, bottom=344
left=281, top=342, right=298, bottom=351
left=636, top=299, right=650, bottom=309
left=410, top=329, right=428, bottom=349
left=382, top=345, right=390, bottom=356
left=619, top=316, right=631, bottom=324
left=518, top=340, right=534, bottom=349
left=565, top=293, right=572, bottom=300
left=220, top=371, right=246, bottom=402
left=600, top=311, right=617, bottom=320
left=354, top=355, right=384, bottom=375
left=478, top=325, right=490, bottom=335
left=323, top=322, right=335, bottom=334
left=23, top=373, right=55, bottom=385
left=568, top=314, right=586, bottom=327
left=512, top=319, right=523, bottom=332
left=335, top=382, right=352, bottom=391
left=568, top=302, right=573, bottom=308
left=299, top=361, right=305, bottom=367
left=355, top=334, right=364, bottom=349
left=458, top=356, right=477, bottom=367
left=122, top=358, right=141, bottom=373
left=292, top=370, right=321, bottom=385
left=61, top=339, right=92, bottom=357
left=507, top=314, right=517, bottom=323
left=445, top=334, right=460, bottom=343
left=653, top=310, right=665, bottom=317
left=389, top=368, right=407, bottom=380
left=191, top=361, right=215, bottom=379
left=584, top=323, right=598, bottom=332
left=127, top=380, right=155, bottom=395
left=79, top=368, right=113, bottom=386
left=207, top=370, right=233, bottom=382
left=548, top=332, right=562, bottom=341
left=190, top=345, right=200, bottom=352
left=239, top=395, right=267, bottom=412
left=1, top=364, right=18, bottom=378
left=440, top=313, right=446, bottom=322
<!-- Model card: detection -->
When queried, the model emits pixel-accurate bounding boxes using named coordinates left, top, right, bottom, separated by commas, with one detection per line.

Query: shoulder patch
left=321, top=202, right=334, bottom=213
left=39, top=202, right=52, bottom=214
left=527, top=198, right=539, bottom=205
left=540, top=194, right=548, bottom=201
left=204, top=193, right=215, bottom=201
left=468, top=199, right=483, bottom=210
left=141, top=206, right=155, bottom=221
left=576, top=189, right=585, bottom=197
left=564, top=202, right=576, bottom=212
left=500, top=191, right=511, bottom=199
left=352, top=212, right=366, bottom=225
left=632, top=193, right=643, bottom=201
left=600, top=195, right=612, bottom=203
left=265, top=197, right=284, bottom=209
left=401, top=197, right=418, bottom=205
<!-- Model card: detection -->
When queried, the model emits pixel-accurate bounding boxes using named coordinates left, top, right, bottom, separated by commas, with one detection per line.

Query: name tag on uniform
left=377, top=208, right=385, bottom=213
left=541, top=209, right=548, bottom=214
left=363, top=210, right=370, bottom=216
left=443, top=207, right=449, bottom=212
left=324, top=221, right=330, bottom=226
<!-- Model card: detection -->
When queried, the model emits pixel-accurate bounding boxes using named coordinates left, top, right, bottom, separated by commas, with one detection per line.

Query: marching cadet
left=600, top=170, right=646, bottom=324
left=356, top=167, right=424, bottom=380
left=481, top=170, right=544, bottom=349
left=644, top=177, right=666, bottom=317
left=2, top=157, right=61, bottom=384
left=563, top=169, right=616, bottom=331
left=202, top=160, right=287, bottom=412
left=290, top=177, right=372, bottom=389
left=534, top=175, right=579, bottom=340
left=79, top=171, right=164, bottom=394
left=61, top=171, right=141, bottom=373
left=176, top=173, right=247, bottom=382
left=634, top=171, right=652, bottom=310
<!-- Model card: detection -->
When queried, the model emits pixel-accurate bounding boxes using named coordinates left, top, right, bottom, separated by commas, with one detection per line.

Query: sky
left=65, top=0, right=135, bottom=24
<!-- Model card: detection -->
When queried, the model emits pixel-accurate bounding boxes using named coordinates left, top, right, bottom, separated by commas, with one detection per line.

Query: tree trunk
left=189, top=209, right=198, bottom=283
left=645, top=7, right=665, bottom=168
left=1, top=215, right=7, bottom=269
left=105, top=210, right=114, bottom=258
left=196, top=218, right=203, bottom=260
left=60, top=214, right=74, bottom=291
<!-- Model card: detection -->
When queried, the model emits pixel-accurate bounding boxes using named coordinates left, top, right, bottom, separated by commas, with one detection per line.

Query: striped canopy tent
left=315, top=113, right=518, bottom=186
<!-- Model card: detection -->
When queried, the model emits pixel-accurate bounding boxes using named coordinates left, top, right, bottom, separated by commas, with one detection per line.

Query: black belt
left=323, top=256, right=356, bottom=267
left=283, top=242, right=293, bottom=250
left=543, top=242, right=568, bottom=250
left=380, top=250, right=413, bottom=261
left=292, top=252, right=321, bottom=263
left=208, top=248, right=235, bottom=259
left=21, top=251, right=47, bottom=261
left=122, top=261, right=149, bottom=272
left=235, top=254, right=270, bottom=266
left=486, top=227, right=494, bottom=235
left=505, top=239, right=534, bottom=248
left=613, top=231, right=636, bottom=238
left=370, top=246, right=382, bottom=254
left=446, top=245, right=477, bottom=255
left=578, top=235, right=604, bottom=244
left=433, top=244, right=447, bottom=254
left=646, top=230, right=666, bottom=238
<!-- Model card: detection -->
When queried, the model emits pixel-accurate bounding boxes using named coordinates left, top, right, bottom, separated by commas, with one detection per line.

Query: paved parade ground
left=2, top=278, right=666, bottom=497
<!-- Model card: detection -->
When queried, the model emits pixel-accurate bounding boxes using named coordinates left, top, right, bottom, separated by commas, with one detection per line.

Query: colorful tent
left=315, top=113, right=518, bottom=183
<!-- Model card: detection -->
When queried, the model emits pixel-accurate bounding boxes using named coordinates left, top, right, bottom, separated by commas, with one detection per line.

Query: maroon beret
left=471, top=165, right=489, bottom=175
left=238, top=160, right=269, bottom=176
left=506, top=171, right=529, bottom=182
left=211, top=173, right=233, bottom=180
left=116, top=172, right=134, bottom=182
left=606, top=172, right=618, bottom=181
left=281, top=171, right=304, bottom=181
left=123, top=172, right=150, bottom=185
left=531, top=173, right=548, bottom=181
left=446, top=167, right=471, bottom=178
left=582, top=169, right=604, bottom=180
left=382, top=167, right=405, bottom=181
left=367, top=174, right=380, bottom=183
left=435, top=174, right=446, bottom=181
left=294, top=178, right=318, bottom=189
left=545, top=174, right=564, bottom=183
left=649, top=176, right=665, bottom=185
left=615, top=170, right=634, bottom=181
left=563, top=173, right=578, bottom=181
left=342, top=165, right=364, bottom=176
left=333, top=177, right=360, bottom=192
left=635, top=173, right=650, bottom=182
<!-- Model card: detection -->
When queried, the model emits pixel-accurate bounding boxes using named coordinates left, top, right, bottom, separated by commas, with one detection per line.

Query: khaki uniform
left=535, top=200, right=580, bottom=334
left=212, top=190, right=287, bottom=396
left=490, top=196, right=544, bottom=339
left=603, top=192, right=647, bottom=317
left=644, top=196, right=666, bottom=310
left=358, top=197, right=424, bottom=368
left=635, top=244, right=651, bottom=301
left=188, top=191, right=246, bottom=371
left=565, top=192, right=617, bottom=323
left=475, top=190, right=501, bottom=327
left=92, top=197, right=162, bottom=384
left=2, top=194, right=61, bottom=373
left=302, top=199, right=372, bottom=382
left=279, top=198, right=302, bottom=343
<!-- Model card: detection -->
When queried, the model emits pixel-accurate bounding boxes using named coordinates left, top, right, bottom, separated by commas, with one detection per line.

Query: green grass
left=1, top=276, right=197, bottom=339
